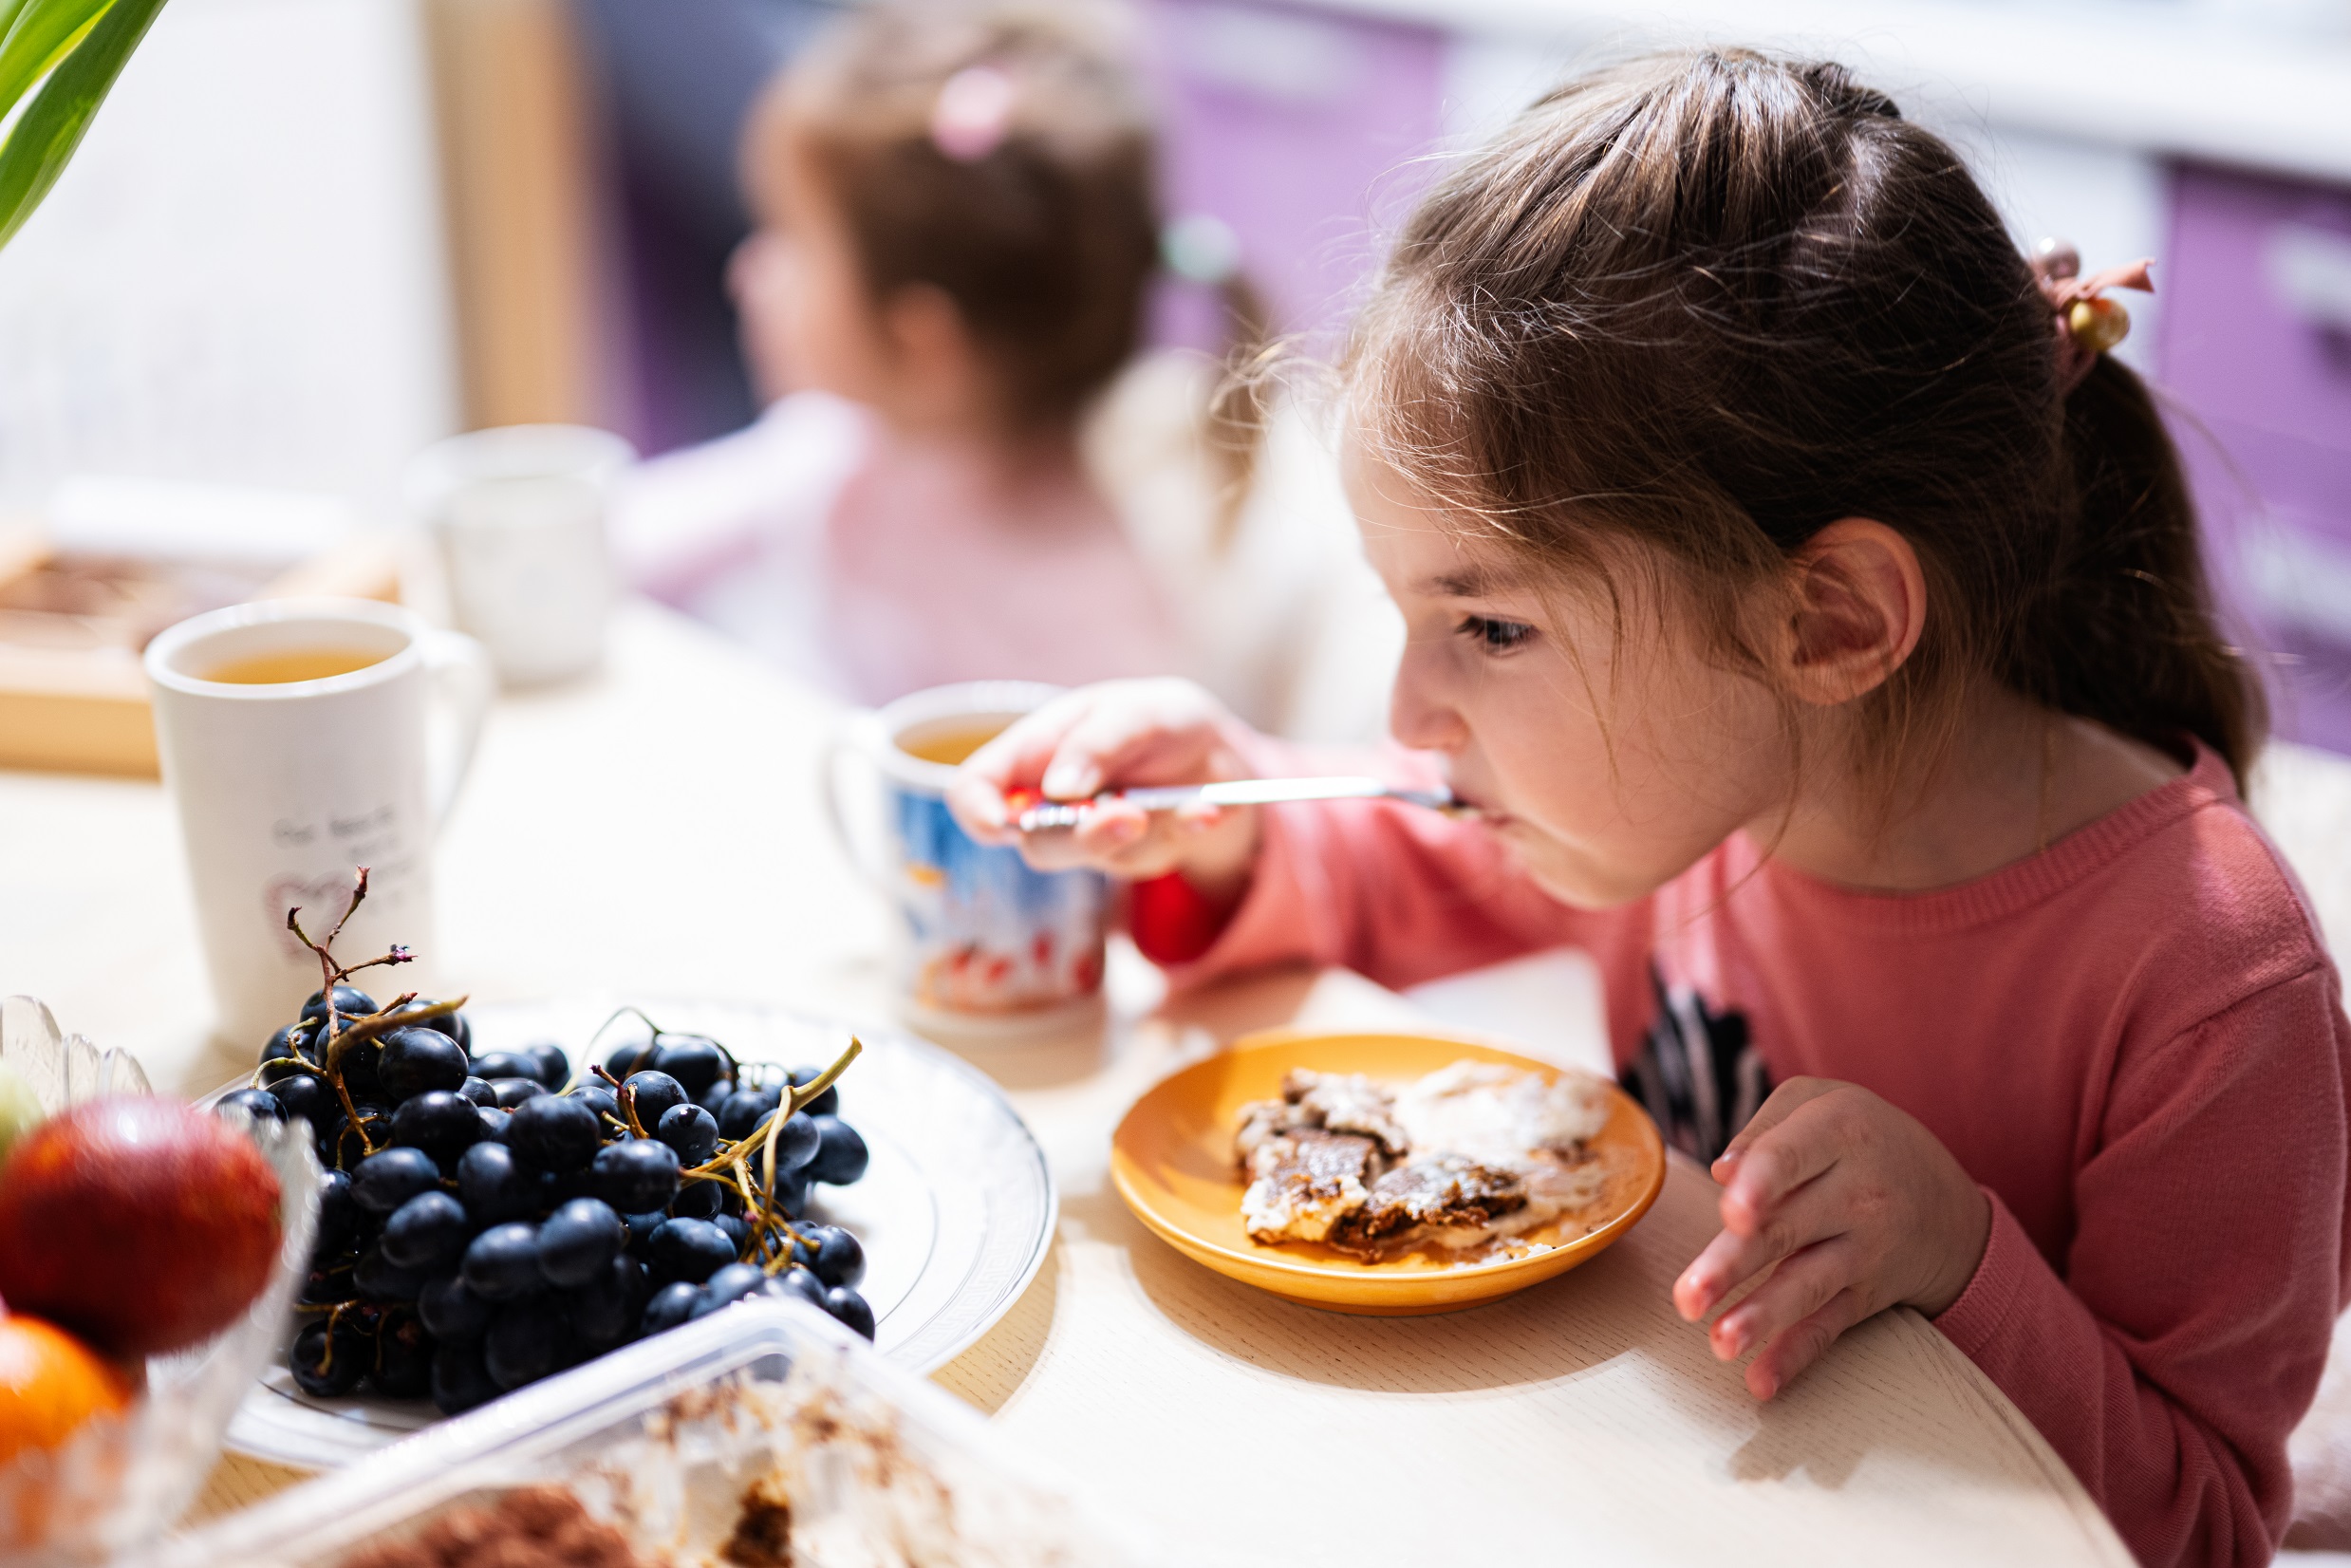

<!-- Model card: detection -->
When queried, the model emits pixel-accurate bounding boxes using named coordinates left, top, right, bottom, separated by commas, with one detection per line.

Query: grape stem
left=249, top=1053, right=308, bottom=1092
left=283, top=868, right=462, bottom=1162
left=307, top=993, right=471, bottom=1160
left=289, top=868, right=420, bottom=1013
left=652, top=1036, right=865, bottom=1269
left=721, top=1157, right=793, bottom=1267
left=785, top=1039, right=861, bottom=1119
left=329, top=994, right=468, bottom=1053
left=289, top=869, right=374, bottom=1114
left=319, top=1300, right=351, bottom=1376
left=322, top=868, right=369, bottom=946
left=584, top=1004, right=671, bottom=1076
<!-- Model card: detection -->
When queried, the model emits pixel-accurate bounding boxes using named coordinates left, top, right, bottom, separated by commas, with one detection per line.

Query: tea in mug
left=896, top=716, right=1013, bottom=767
left=199, top=647, right=389, bottom=685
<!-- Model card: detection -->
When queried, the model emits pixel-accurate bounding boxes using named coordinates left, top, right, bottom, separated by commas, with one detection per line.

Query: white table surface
left=0, top=600, right=2132, bottom=1566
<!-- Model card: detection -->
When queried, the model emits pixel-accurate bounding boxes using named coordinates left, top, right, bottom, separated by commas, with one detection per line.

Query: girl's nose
left=1389, top=657, right=1469, bottom=754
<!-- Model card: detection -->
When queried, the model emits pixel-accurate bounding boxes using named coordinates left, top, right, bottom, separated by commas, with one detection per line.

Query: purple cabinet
left=1143, top=0, right=1446, bottom=350
left=2162, top=164, right=2351, bottom=753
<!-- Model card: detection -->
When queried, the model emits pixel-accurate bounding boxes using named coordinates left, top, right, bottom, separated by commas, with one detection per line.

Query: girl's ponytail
left=1162, top=214, right=1276, bottom=552
left=1204, top=268, right=1275, bottom=551
left=2021, top=357, right=2267, bottom=789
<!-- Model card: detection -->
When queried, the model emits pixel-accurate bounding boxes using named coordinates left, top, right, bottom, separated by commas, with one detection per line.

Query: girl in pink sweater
left=950, top=51, right=2351, bottom=1568
left=616, top=2, right=1190, bottom=705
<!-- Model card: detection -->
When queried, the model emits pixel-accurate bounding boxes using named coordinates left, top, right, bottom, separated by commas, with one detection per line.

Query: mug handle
left=421, top=627, right=494, bottom=827
left=821, top=711, right=895, bottom=896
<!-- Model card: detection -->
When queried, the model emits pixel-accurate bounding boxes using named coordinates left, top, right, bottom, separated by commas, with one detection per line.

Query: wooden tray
left=0, top=523, right=400, bottom=776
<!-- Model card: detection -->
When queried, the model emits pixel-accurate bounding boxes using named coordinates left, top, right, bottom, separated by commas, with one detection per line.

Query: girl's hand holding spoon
left=947, top=679, right=1264, bottom=897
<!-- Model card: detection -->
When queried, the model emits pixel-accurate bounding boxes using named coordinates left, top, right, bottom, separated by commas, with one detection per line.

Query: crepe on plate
left=1233, top=1061, right=1610, bottom=1261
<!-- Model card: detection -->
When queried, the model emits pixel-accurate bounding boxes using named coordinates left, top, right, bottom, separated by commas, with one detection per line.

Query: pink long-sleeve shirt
left=614, top=393, right=1186, bottom=705
left=1176, top=740, right=2351, bottom=1567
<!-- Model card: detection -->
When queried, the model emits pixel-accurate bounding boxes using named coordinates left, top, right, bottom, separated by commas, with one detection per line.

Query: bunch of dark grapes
left=222, top=872, right=874, bottom=1418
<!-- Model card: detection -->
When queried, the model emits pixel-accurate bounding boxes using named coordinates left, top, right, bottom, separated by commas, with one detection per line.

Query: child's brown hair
left=1351, top=50, right=2264, bottom=790
left=751, top=0, right=1269, bottom=505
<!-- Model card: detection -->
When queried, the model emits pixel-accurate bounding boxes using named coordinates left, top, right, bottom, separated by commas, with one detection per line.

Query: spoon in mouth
left=1011, top=776, right=1476, bottom=832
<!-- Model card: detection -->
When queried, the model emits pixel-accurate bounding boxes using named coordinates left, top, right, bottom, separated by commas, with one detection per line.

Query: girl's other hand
left=948, top=679, right=1263, bottom=892
left=1671, top=1077, right=1992, bottom=1400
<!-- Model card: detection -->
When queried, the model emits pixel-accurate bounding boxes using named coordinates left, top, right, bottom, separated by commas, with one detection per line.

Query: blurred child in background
left=614, top=0, right=1393, bottom=737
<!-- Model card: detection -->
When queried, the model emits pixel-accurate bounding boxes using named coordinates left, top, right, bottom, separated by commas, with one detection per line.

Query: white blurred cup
left=407, top=424, right=636, bottom=686
left=145, top=599, right=494, bottom=1048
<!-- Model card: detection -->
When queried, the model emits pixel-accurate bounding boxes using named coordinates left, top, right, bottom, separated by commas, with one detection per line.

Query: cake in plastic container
left=133, top=1297, right=1146, bottom=1568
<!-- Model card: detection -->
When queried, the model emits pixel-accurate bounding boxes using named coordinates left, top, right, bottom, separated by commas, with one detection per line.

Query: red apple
left=0, top=1097, right=282, bottom=1358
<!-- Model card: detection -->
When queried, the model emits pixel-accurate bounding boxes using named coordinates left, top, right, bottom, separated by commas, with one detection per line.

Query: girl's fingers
left=1706, top=1235, right=1860, bottom=1361
left=1043, top=700, right=1217, bottom=801
left=1745, top=1285, right=1874, bottom=1401
left=1010, top=800, right=1226, bottom=877
left=954, top=683, right=1213, bottom=840
left=948, top=680, right=1242, bottom=868
left=1102, top=834, right=1189, bottom=880
left=954, top=700, right=1095, bottom=841
left=1007, top=800, right=1157, bottom=873
left=1024, top=699, right=1150, bottom=803
left=1673, top=1173, right=1847, bottom=1320
left=1709, top=1075, right=1834, bottom=1184
left=946, top=770, right=1019, bottom=844
left=1071, top=798, right=1153, bottom=859
left=1717, top=1100, right=1846, bottom=1238
left=1007, top=826, right=1114, bottom=873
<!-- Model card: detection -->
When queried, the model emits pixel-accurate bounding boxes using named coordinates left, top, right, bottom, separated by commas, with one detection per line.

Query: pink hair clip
left=931, top=65, right=1017, bottom=161
left=2031, top=239, right=2155, bottom=393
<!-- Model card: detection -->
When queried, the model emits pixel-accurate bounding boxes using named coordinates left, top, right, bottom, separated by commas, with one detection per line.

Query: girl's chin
left=1490, top=815, right=1655, bottom=910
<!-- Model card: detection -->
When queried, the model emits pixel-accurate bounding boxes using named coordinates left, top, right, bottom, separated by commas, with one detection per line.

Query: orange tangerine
left=0, top=1313, right=134, bottom=1466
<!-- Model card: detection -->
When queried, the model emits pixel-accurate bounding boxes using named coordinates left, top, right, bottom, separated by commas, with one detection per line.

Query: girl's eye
left=1457, top=615, right=1536, bottom=654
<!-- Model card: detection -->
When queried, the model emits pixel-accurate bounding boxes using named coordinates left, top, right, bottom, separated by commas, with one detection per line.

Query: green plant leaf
left=0, top=0, right=112, bottom=124
left=0, top=0, right=165, bottom=250
left=0, top=0, right=49, bottom=86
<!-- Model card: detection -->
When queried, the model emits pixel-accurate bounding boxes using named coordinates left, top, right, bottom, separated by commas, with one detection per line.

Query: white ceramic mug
left=828, top=681, right=1111, bottom=1036
left=406, top=424, right=636, bottom=686
left=144, top=599, right=494, bottom=1049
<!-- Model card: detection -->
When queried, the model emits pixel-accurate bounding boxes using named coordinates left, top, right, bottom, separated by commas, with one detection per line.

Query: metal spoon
left=1012, top=775, right=1469, bottom=832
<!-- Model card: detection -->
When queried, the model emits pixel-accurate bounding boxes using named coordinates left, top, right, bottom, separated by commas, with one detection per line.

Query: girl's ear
left=1777, top=518, right=1928, bottom=707
left=876, top=282, right=997, bottom=430
left=881, top=283, right=976, bottom=378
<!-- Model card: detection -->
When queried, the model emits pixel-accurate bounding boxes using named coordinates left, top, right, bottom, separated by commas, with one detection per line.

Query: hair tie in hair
left=2031, top=238, right=2155, bottom=393
left=931, top=65, right=1017, bottom=161
left=1162, top=213, right=1241, bottom=286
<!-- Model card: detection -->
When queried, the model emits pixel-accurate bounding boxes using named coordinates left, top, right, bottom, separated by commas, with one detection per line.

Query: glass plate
left=0, top=996, right=318, bottom=1564
left=218, top=998, right=1055, bottom=1467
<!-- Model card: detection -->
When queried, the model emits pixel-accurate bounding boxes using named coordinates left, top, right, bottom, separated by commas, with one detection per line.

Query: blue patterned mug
left=828, top=682, right=1110, bottom=1029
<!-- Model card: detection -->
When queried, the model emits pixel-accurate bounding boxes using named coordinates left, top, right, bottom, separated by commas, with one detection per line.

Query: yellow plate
left=1110, top=1029, right=1667, bottom=1316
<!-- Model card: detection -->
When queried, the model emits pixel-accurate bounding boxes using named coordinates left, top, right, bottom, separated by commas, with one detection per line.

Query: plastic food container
left=133, top=1298, right=1146, bottom=1568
